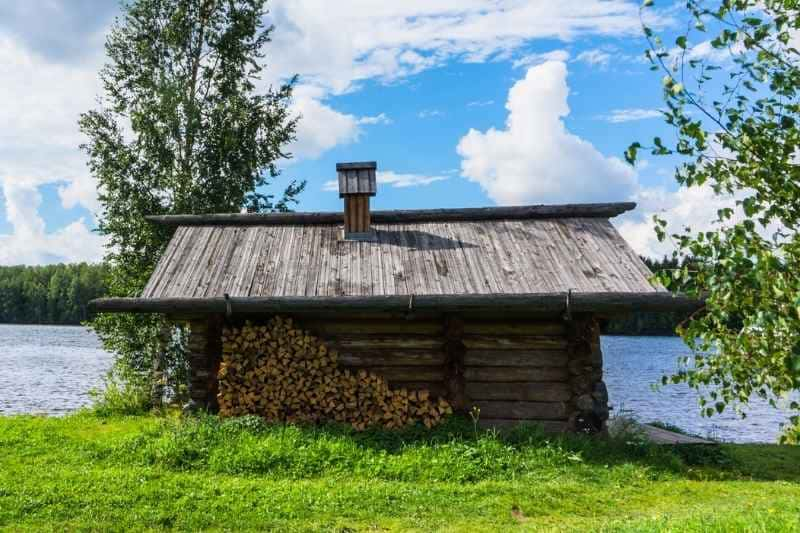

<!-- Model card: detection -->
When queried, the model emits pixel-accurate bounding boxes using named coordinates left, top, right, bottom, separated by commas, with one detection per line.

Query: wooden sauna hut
left=91, top=161, right=699, bottom=433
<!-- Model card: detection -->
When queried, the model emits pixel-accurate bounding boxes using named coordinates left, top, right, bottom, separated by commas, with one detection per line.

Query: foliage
left=79, top=0, right=302, bottom=402
left=89, top=367, right=152, bottom=417
left=629, top=0, right=800, bottom=439
left=0, top=414, right=799, bottom=530
left=0, top=263, right=108, bottom=325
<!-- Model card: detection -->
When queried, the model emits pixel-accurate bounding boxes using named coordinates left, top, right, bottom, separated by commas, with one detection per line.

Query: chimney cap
left=336, top=161, right=376, bottom=171
left=337, top=161, right=377, bottom=198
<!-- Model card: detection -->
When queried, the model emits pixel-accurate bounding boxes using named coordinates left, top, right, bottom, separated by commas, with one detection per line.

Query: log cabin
left=90, top=161, right=699, bottom=433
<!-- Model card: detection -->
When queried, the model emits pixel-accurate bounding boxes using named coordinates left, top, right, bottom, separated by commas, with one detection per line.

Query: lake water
left=0, top=325, right=794, bottom=442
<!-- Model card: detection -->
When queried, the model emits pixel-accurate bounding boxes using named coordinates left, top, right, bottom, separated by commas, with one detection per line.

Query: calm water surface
left=0, top=324, right=112, bottom=415
left=0, top=325, right=794, bottom=442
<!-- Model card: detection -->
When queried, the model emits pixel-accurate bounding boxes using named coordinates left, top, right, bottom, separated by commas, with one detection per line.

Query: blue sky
left=1, top=0, right=725, bottom=265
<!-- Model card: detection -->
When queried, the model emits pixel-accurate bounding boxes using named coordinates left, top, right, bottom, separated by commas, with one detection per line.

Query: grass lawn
left=0, top=413, right=799, bottom=532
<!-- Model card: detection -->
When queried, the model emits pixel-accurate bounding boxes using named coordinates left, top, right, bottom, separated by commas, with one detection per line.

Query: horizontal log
left=337, top=350, right=446, bottom=367
left=462, top=335, right=568, bottom=351
left=145, top=203, right=636, bottom=226
left=462, top=322, right=565, bottom=336
left=472, top=401, right=567, bottom=420
left=89, top=292, right=703, bottom=316
left=367, top=366, right=445, bottom=382
left=464, top=366, right=569, bottom=382
left=328, top=337, right=443, bottom=351
left=387, top=381, right=447, bottom=397
left=478, top=419, right=569, bottom=433
left=463, top=350, right=567, bottom=367
left=303, top=319, right=443, bottom=336
left=465, top=382, right=572, bottom=402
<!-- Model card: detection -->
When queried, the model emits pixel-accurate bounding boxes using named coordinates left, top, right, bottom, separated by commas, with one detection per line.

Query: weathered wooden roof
left=140, top=213, right=660, bottom=299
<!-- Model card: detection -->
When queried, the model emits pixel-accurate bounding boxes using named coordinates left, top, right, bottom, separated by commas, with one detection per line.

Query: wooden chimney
left=337, top=161, right=377, bottom=240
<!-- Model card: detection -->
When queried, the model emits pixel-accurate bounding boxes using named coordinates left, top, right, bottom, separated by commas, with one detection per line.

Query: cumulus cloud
left=599, top=108, right=663, bottom=123
left=0, top=0, right=666, bottom=264
left=453, top=59, right=774, bottom=258
left=0, top=33, right=106, bottom=264
left=614, top=185, right=774, bottom=258
left=265, top=1, right=644, bottom=95
left=323, top=171, right=448, bottom=191
left=457, top=61, right=637, bottom=205
left=0, top=1, right=117, bottom=62
left=0, top=180, right=105, bottom=265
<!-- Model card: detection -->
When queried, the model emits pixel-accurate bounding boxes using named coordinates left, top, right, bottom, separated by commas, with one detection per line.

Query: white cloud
left=0, top=180, right=106, bottom=265
left=323, top=170, right=448, bottom=192
left=457, top=60, right=637, bottom=205
left=512, top=49, right=570, bottom=69
left=0, top=33, right=108, bottom=265
left=575, top=49, right=611, bottom=67
left=615, top=185, right=767, bottom=258
left=287, top=87, right=362, bottom=161
left=599, top=108, right=663, bottom=123
left=357, top=113, right=393, bottom=125
left=418, top=109, right=445, bottom=119
left=0, top=0, right=668, bottom=264
left=265, top=1, right=645, bottom=96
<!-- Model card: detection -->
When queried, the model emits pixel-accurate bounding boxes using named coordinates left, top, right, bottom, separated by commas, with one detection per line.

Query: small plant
left=468, top=406, right=481, bottom=438
left=90, top=365, right=151, bottom=417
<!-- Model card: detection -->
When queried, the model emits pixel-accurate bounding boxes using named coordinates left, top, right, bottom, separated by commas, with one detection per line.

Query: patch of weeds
left=673, top=444, right=732, bottom=468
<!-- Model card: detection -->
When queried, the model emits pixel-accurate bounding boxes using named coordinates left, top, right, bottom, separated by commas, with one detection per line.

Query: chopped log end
left=217, top=316, right=451, bottom=431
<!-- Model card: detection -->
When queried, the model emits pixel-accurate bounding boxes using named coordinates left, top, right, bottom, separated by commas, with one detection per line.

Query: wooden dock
left=640, top=424, right=714, bottom=445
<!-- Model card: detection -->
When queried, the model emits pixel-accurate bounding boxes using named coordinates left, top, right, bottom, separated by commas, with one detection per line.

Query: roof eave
left=88, top=292, right=702, bottom=316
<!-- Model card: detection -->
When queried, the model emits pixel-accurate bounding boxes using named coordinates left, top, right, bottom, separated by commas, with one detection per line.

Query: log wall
left=183, top=312, right=608, bottom=433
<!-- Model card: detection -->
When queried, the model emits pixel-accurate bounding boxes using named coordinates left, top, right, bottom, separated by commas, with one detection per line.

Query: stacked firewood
left=217, top=316, right=452, bottom=430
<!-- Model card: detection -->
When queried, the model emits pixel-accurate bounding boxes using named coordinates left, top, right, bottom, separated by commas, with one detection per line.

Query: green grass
left=0, top=413, right=799, bottom=531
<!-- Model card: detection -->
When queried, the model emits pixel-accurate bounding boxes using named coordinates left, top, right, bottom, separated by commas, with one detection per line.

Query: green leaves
left=634, top=0, right=800, bottom=435
left=82, top=0, right=303, bottom=400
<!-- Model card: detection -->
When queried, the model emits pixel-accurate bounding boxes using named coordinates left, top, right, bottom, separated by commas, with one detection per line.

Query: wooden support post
left=565, top=314, right=609, bottom=434
left=444, top=316, right=467, bottom=412
left=186, top=314, right=223, bottom=412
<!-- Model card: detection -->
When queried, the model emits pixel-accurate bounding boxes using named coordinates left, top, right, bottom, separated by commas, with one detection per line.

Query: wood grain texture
left=368, top=366, right=446, bottom=382
left=337, top=350, right=446, bottom=367
left=472, top=400, right=568, bottom=420
left=465, top=382, right=572, bottom=402
left=137, top=216, right=662, bottom=300
left=463, top=366, right=569, bottom=382
left=461, top=335, right=568, bottom=351
left=463, top=350, right=568, bottom=367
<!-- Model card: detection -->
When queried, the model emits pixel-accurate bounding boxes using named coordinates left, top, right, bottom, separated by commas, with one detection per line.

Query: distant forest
left=0, top=263, right=109, bottom=325
left=0, top=258, right=687, bottom=333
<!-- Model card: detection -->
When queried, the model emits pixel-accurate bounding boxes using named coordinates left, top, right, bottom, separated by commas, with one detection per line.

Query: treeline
left=603, top=256, right=692, bottom=336
left=0, top=264, right=109, bottom=325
